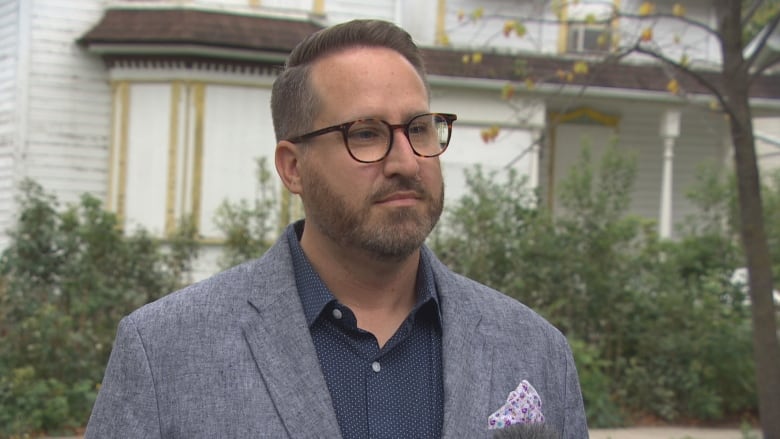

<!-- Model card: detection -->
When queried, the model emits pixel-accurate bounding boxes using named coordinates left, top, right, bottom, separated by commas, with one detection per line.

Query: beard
left=300, top=167, right=444, bottom=261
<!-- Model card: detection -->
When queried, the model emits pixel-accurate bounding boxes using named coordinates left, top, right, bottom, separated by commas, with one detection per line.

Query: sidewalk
left=590, top=427, right=760, bottom=438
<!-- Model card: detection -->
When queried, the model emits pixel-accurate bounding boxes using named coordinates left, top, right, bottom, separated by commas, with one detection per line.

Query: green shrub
left=431, top=145, right=762, bottom=426
left=0, top=180, right=197, bottom=437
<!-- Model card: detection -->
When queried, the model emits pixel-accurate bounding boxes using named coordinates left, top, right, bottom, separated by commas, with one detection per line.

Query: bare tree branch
left=631, top=43, right=736, bottom=121
left=746, top=11, right=780, bottom=76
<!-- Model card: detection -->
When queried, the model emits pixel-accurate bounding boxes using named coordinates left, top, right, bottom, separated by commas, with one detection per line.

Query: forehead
left=308, top=46, right=429, bottom=120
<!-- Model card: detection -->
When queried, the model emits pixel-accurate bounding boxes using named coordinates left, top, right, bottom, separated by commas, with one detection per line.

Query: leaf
left=666, top=79, right=680, bottom=94
left=471, top=7, right=484, bottom=21
left=503, top=20, right=516, bottom=37
left=514, top=22, right=527, bottom=37
left=462, top=54, right=471, bottom=64
left=640, top=27, right=653, bottom=42
left=672, top=3, right=686, bottom=17
left=524, top=78, right=536, bottom=90
left=573, top=61, right=589, bottom=75
left=638, top=2, right=655, bottom=16
left=679, top=53, right=689, bottom=68
left=585, top=13, right=597, bottom=25
left=472, top=52, right=483, bottom=64
left=501, top=83, right=516, bottom=100
left=439, top=33, right=450, bottom=46
left=597, top=33, right=608, bottom=48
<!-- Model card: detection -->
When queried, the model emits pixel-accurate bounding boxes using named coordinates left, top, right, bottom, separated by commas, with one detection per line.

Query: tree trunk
left=716, top=1, right=780, bottom=437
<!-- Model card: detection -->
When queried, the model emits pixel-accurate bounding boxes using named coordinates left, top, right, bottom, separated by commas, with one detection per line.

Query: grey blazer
left=85, top=234, right=589, bottom=438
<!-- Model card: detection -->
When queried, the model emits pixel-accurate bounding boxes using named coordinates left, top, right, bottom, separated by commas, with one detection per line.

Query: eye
left=409, top=118, right=433, bottom=136
left=348, top=121, right=387, bottom=145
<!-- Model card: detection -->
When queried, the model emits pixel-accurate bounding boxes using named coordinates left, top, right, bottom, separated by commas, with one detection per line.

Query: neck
left=300, top=223, right=421, bottom=346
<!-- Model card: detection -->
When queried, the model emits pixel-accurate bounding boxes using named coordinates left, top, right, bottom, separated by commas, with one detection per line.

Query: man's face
left=297, top=46, right=444, bottom=261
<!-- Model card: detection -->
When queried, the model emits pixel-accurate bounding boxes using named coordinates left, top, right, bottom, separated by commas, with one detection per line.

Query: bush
left=431, top=145, right=761, bottom=426
left=0, top=180, right=197, bottom=437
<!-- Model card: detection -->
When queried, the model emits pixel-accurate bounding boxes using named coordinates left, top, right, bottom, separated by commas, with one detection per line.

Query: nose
left=382, top=126, right=421, bottom=178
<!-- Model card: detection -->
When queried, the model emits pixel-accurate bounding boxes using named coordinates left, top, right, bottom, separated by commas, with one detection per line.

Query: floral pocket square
left=487, top=380, right=545, bottom=430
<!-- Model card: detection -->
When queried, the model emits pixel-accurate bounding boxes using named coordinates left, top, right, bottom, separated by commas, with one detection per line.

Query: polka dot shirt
left=287, top=221, right=444, bottom=439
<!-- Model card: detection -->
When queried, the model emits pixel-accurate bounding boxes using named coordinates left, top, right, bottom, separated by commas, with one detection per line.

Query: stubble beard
left=301, top=169, right=444, bottom=262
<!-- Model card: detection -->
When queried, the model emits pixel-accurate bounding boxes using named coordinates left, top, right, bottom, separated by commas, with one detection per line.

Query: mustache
left=370, top=177, right=428, bottom=202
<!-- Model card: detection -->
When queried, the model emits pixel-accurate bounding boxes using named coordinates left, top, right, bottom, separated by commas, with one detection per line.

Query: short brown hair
left=270, top=19, right=428, bottom=142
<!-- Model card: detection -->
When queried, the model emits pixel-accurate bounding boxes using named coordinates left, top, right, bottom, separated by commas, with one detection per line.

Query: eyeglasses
left=285, top=113, right=457, bottom=163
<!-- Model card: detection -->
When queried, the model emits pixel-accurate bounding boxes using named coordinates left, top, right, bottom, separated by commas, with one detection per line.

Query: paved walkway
left=590, top=427, right=760, bottom=438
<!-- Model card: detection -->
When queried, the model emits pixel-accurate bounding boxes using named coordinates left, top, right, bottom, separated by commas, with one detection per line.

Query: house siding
left=0, top=0, right=20, bottom=242
left=22, top=0, right=110, bottom=210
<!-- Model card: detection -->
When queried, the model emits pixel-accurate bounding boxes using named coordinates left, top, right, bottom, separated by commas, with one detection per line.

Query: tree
left=449, top=1, right=780, bottom=435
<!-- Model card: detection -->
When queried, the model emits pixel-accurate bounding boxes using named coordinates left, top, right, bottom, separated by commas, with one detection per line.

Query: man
left=85, top=19, right=588, bottom=438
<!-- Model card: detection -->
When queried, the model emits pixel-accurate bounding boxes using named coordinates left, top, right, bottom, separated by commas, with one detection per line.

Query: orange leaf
left=501, top=83, right=516, bottom=100
left=666, top=79, right=680, bottom=94
left=638, top=2, right=655, bottom=16
left=640, top=28, right=653, bottom=42
left=503, top=20, right=516, bottom=37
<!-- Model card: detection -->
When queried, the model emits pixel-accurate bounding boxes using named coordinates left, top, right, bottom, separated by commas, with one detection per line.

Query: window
left=567, top=23, right=610, bottom=54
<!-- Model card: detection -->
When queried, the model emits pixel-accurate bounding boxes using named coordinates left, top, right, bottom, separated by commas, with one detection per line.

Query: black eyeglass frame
left=285, top=112, right=458, bottom=163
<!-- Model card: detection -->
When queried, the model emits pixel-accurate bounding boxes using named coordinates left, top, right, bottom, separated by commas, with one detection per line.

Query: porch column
left=659, top=110, right=681, bottom=239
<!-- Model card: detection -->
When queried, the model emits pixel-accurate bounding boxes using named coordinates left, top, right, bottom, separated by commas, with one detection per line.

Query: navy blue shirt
left=287, top=221, right=444, bottom=439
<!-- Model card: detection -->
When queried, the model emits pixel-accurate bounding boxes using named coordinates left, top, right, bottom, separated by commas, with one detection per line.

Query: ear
left=275, top=140, right=304, bottom=195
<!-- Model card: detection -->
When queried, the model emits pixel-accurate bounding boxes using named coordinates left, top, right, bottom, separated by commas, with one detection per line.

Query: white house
left=2, top=0, right=779, bottom=279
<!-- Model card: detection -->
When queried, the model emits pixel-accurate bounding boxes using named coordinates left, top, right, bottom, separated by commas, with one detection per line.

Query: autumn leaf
left=480, top=125, right=501, bottom=143
left=471, top=7, right=484, bottom=21
left=666, top=79, right=680, bottom=94
left=672, top=3, right=686, bottom=17
left=709, top=99, right=721, bottom=111
left=503, top=20, right=516, bottom=37
left=640, top=27, right=653, bottom=42
left=597, top=33, right=608, bottom=48
left=585, top=13, right=596, bottom=25
left=472, top=52, right=483, bottom=64
left=566, top=72, right=575, bottom=82
left=524, top=78, right=536, bottom=90
left=679, top=53, right=689, bottom=68
left=514, top=22, right=527, bottom=37
left=462, top=54, right=471, bottom=64
left=501, top=83, right=516, bottom=100
left=555, top=69, right=568, bottom=80
left=439, top=33, right=450, bottom=46
left=479, top=125, right=501, bottom=143
left=573, top=61, right=589, bottom=75
left=638, top=2, right=655, bottom=16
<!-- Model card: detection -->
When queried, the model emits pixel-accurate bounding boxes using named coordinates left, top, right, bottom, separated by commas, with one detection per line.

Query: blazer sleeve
left=84, top=316, right=162, bottom=439
left=562, top=342, right=589, bottom=438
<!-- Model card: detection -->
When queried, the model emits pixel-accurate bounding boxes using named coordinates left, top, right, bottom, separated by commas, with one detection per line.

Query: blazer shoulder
left=426, top=248, right=566, bottom=341
left=127, top=236, right=295, bottom=330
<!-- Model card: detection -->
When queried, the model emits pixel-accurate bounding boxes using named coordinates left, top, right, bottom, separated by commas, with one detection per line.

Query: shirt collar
left=286, top=220, right=441, bottom=328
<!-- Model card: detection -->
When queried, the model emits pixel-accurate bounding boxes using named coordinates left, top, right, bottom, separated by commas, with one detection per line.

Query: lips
left=377, top=191, right=422, bottom=204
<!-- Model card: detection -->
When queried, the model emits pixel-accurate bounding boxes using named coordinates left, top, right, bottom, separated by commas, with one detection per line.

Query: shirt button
left=371, top=361, right=381, bottom=373
left=332, top=308, right=342, bottom=319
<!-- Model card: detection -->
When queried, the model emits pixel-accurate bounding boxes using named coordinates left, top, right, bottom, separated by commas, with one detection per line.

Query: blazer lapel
left=241, top=241, right=342, bottom=438
left=430, top=251, right=495, bottom=438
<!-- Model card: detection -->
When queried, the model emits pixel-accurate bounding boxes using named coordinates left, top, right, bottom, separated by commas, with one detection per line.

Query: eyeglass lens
left=346, top=114, right=450, bottom=162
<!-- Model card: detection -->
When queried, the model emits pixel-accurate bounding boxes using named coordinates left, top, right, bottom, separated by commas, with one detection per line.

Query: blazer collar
left=425, top=247, right=493, bottom=438
left=241, top=235, right=342, bottom=438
